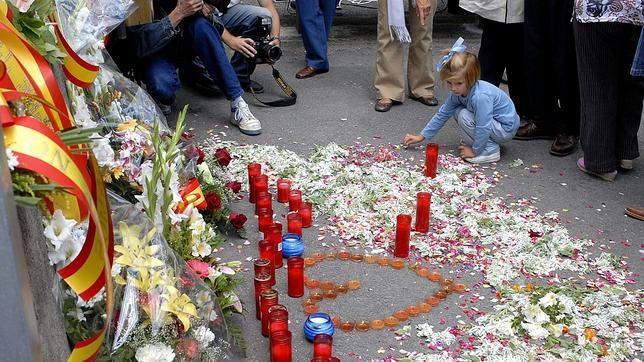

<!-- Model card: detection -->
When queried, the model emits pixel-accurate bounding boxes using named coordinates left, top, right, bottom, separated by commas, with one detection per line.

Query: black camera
left=252, top=16, right=282, bottom=64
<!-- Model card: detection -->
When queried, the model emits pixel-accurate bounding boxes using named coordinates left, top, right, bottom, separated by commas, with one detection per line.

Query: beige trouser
left=374, top=0, right=437, bottom=102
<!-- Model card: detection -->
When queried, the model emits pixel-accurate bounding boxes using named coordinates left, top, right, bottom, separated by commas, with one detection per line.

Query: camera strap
left=249, top=66, right=297, bottom=107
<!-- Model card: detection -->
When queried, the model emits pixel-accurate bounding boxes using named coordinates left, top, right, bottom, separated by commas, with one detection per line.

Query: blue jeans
left=141, top=16, right=243, bottom=104
left=631, top=27, right=644, bottom=76
left=296, top=0, right=337, bottom=69
left=455, top=108, right=516, bottom=155
left=220, top=4, right=271, bottom=86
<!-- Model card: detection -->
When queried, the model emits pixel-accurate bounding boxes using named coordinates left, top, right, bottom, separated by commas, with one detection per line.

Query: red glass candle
left=394, top=214, right=412, bottom=258
left=254, top=258, right=272, bottom=279
left=258, top=239, right=275, bottom=285
left=254, top=174, right=269, bottom=196
left=260, top=289, right=279, bottom=336
left=258, top=211, right=273, bottom=233
left=269, top=305, right=289, bottom=338
left=248, top=163, right=261, bottom=203
left=287, top=257, right=304, bottom=297
left=299, top=202, right=313, bottom=228
left=424, top=143, right=439, bottom=178
left=277, top=178, right=291, bottom=203
left=310, top=358, right=330, bottom=362
left=288, top=190, right=302, bottom=212
left=313, top=333, right=333, bottom=358
left=287, top=213, right=303, bottom=236
left=254, top=273, right=272, bottom=320
left=415, top=192, right=431, bottom=233
left=265, top=222, right=283, bottom=268
left=270, top=330, right=292, bottom=362
left=255, top=191, right=273, bottom=216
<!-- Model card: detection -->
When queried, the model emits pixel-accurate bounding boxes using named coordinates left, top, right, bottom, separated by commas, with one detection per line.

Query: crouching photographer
left=211, top=0, right=282, bottom=94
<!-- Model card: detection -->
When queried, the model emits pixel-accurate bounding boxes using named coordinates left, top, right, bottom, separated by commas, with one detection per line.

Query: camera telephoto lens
left=266, top=46, right=282, bottom=63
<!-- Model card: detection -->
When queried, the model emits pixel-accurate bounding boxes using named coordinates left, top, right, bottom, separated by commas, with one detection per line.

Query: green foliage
left=11, top=170, right=60, bottom=207
left=227, top=322, right=247, bottom=358
left=9, top=0, right=67, bottom=64
left=167, top=225, right=193, bottom=261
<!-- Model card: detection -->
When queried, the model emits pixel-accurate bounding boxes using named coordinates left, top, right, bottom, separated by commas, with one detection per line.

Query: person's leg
left=503, top=22, right=529, bottom=119
left=182, top=16, right=244, bottom=101
left=630, top=28, right=644, bottom=76
left=320, top=0, right=337, bottom=40
left=220, top=4, right=271, bottom=87
left=139, top=56, right=180, bottom=106
left=374, top=0, right=405, bottom=102
left=574, top=20, right=620, bottom=173
left=454, top=108, right=475, bottom=145
left=297, top=0, right=330, bottom=70
left=478, top=18, right=506, bottom=87
left=408, top=0, right=437, bottom=100
left=615, top=24, right=643, bottom=164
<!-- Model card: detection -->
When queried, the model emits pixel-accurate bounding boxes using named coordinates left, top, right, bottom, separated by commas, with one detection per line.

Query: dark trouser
left=524, top=0, right=579, bottom=135
left=574, top=21, right=643, bottom=173
left=478, top=18, right=527, bottom=118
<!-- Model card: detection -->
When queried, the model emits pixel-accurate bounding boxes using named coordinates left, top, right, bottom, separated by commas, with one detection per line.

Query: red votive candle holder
left=254, top=174, right=269, bottom=196
left=260, top=289, right=279, bottom=336
left=248, top=163, right=261, bottom=203
left=424, top=143, right=439, bottom=178
left=265, top=222, right=283, bottom=268
left=288, top=190, right=302, bottom=212
left=258, top=240, right=275, bottom=285
left=258, top=211, right=273, bottom=233
left=287, top=257, right=304, bottom=298
left=271, top=330, right=292, bottom=362
left=394, top=214, right=412, bottom=258
left=254, top=273, right=272, bottom=320
left=287, top=213, right=303, bottom=236
left=415, top=192, right=431, bottom=233
left=255, top=191, right=273, bottom=216
left=299, top=202, right=313, bottom=228
left=269, top=305, right=289, bottom=345
left=313, top=333, right=333, bottom=358
left=277, top=178, right=291, bottom=203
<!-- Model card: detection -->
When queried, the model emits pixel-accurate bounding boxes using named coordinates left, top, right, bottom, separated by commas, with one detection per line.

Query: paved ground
left=167, top=5, right=643, bottom=361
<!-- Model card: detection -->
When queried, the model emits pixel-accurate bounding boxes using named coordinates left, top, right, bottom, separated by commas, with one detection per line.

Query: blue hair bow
left=436, top=37, right=467, bottom=72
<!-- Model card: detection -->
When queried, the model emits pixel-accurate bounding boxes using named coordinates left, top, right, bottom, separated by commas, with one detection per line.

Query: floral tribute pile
left=200, top=140, right=642, bottom=361
left=3, top=0, right=247, bottom=360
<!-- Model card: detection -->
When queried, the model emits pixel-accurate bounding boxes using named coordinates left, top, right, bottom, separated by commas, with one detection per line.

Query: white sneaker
left=619, top=159, right=633, bottom=170
left=465, top=150, right=500, bottom=164
left=230, top=102, right=262, bottom=135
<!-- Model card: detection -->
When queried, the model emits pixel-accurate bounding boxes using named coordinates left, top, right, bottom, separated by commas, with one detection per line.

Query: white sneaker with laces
left=230, top=101, right=262, bottom=135
left=465, top=150, right=500, bottom=164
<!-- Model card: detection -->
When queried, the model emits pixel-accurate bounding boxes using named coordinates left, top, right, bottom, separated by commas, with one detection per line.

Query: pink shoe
left=577, top=158, right=617, bottom=182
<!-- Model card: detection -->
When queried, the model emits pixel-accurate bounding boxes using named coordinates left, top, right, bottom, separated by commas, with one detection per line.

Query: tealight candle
left=304, top=257, right=316, bottom=267
left=384, top=316, right=399, bottom=327
left=416, top=268, right=430, bottom=278
left=435, top=290, right=448, bottom=299
left=306, top=278, right=320, bottom=289
left=247, top=163, right=261, bottom=203
left=370, top=320, right=385, bottom=330
left=390, top=258, right=405, bottom=269
left=309, top=291, right=324, bottom=302
left=377, top=257, right=390, bottom=266
left=304, top=304, right=319, bottom=315
left=287, top=257, right=304, bottom=298
left=323, top=289, right=337, bottom=300
left=427, top=271, right=442, bottom=282
left=303, top=313, right=334, bottom=342
left=325, top=252, right=337, bottom=260
left=277, top=178, right=291, bottom=203
left=355, top=320, right=370, bottom=332
left=394, top=214, right=412, bottom=258
left=288, top=190, right=302, bottom=212
left=351, top=254, right=364, bottom=263
left=414, top=192, right=431, bottom=233
left=347, top=280, right=361, bottom=290
left=320, top=280, right=335, bottom=290
left=406, top=305, right=420, bottom=317
left=270, top=330, right=292, bottom=362
left=331, top=315, right=341, bottom=326
left=453, top=283, right=466, bottom=293
left=313, top=334, right=333, bottom=358
left=311, top=252, right=325, bottom=262
left=424, top=143, right=439, bottom=178
left=299, top=202, right=313, bottom=228
left=365, top=255, right=378, bottom=264
left=393, top=310, right=409, bottom=321
left=340, top=321, right=354, bottom=332
left=426, top=296, right=440, bottom=306
left=287, top=213, right=303, bottom=236
left=418, top=302, right=432, bottom=313
left=335, top=284, right=348, bottom=294
left=337, top=250, right=351, bottom=260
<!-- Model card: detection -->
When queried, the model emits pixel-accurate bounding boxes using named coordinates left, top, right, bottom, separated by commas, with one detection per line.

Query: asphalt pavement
left=168, top=5, right=643, bottom=360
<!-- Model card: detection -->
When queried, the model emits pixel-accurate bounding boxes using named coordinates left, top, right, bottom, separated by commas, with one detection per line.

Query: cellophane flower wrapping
left=106, top=197, right=236, bottom=361
left=55, top=0, right=136, bottom=63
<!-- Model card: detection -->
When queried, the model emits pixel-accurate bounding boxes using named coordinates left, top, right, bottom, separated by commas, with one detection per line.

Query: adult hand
left=229, top=37, right=257, bottom=58
left=169, top=0, right=203, bottom=28
left=403, top=134, right=425, bottom=146
left=201, top=2, right=215, bottom=17
left=458, top=145, right=475, bottom=158
left=416, top=0, right=431, bottom=26
left=269, top=37, right=281, bottom=47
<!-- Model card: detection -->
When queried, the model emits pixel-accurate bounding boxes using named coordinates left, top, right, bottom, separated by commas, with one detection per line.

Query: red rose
left=225, top=181, right=242, bottom=194
left=205, top=192, right=221, bottom=211
left=229, top=212, right=247, bottom=229
left=214, top=148, right=232, bottom=167
left=177, top=339, right=199, bottom=359
left=196, top=147, right=205, bottom=165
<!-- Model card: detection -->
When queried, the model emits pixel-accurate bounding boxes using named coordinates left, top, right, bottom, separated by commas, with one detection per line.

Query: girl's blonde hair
left=439, top=51, right=480, bottom=89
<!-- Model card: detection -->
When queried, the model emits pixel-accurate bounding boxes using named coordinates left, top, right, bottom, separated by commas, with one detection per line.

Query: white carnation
left=521, top=322, right=550, bottom=339
left=135, top=343, right=175, bottom=362
left=538, top=292, right=559, bottom=308
left=5, top=148, right=18, bottom=170
left=192, top=326, right=215, bottom=348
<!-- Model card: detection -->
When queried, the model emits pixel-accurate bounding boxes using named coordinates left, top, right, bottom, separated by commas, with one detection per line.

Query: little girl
left=403, top=38, right=520, bottom=164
